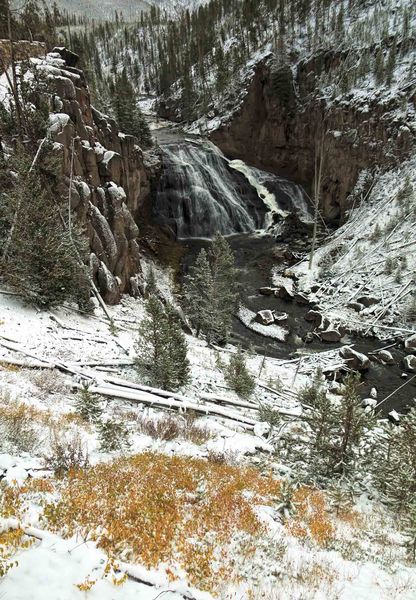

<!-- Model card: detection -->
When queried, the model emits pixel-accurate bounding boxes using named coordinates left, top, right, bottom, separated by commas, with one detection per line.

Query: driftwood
left=364, top=280, right=414, bottom=334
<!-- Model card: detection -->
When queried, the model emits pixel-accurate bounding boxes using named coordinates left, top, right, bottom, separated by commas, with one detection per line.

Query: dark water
left=180, top=233, right=416, bottom=415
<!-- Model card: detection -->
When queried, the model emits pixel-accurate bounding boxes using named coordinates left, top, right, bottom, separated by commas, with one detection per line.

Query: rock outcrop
left=35, top=48, right=156, bottom=303
left=211, top=53, right=415, bottom=222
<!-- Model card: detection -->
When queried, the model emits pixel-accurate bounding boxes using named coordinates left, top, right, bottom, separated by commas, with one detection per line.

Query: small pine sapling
left=75, top=384, right=103, bottom=423
left=225, top=347, right=256, bottom=398
left=97, top=419, right=131, bottom=453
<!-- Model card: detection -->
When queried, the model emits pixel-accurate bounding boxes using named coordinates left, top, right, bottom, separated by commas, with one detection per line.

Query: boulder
left=273, top=311, right=288, bottom=323
left=304, top=332, right=314, bottom=343
left=377, top=350, right=395, bottom=365
left=259, top=287, right=277, bottom=296
left=276, top=285, right=294, bottom=301
left=294, top=292, right=310, bottom=305
left=339, top=346, right=370, bottom=370
left=403, top=355, right=416, bottom=373
left=305, top=310, right=322, bottom=325
left=320, top=328, right=342, bottom=343
left=254, top=422, right=271, bottom=438
left=356, top=295, right=380, bottom=308
left=348, top=301, right=364, bottom=313
left=362, top=398, right=377, bottom=409
left=255, top=310, right=275, bottom=326
left=404, top=334, right=416, bottom=355
left=388, top=410, right=400, bottom=425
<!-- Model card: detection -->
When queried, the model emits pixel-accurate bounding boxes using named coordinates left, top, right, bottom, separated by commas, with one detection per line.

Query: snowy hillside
left=1, top=278, right=416, bottom=599
left=294, top=158, right=416, bottom=337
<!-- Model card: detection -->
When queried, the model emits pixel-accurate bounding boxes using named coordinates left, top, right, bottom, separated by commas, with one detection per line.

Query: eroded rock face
left=37, top=48, right=157, bottom=304
left=211, top=55, right=415, bottom=222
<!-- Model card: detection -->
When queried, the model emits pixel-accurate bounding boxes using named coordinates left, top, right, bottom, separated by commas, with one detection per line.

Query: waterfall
left=154, top=140, right=311, bottom=239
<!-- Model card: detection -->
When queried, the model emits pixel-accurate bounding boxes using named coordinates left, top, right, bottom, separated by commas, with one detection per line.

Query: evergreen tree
left=98, top=419, right=130, bottom=453
left=209, top=233, right=239, bottom=344
left=385, top=37, right=397, bottom=86
left=110, top=69, right=152, bottom=148
left=183, top=248, right=213, bottom=337
left=225, top=346, right=256, bottom=398
left=0, top=149, right=90, bottom=308
left=374, top=47, right=385, bottom=86
left=294, top=372, right=373, bottom=482
left=183, top=234, right=239, bottom=345
left=75, top=384, right=103, bottom=423
left=374, top=406, right=416, bottom=512
left=135, top=296, right=190, bottom=391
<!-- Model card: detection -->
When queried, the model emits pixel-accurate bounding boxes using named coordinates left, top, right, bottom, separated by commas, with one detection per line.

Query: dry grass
left=30, top=369, right=65, bottom=397
left=135, top=412, right=212, bottom=445
left=40, top=453, right=280, bottom=591
left=287, top=487, right=335, bottom=548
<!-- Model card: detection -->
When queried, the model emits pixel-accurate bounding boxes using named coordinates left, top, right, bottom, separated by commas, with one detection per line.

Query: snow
left=2, top=536, right=187, bottom=600
left=1, top=285, right=416, bottom=598
left=237, top=306, right=289, bottom=342
left=294, top=156, right=416, bottom=337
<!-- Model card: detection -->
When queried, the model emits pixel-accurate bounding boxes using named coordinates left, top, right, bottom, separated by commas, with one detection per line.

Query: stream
left=148, top=117, right=416, bottom=415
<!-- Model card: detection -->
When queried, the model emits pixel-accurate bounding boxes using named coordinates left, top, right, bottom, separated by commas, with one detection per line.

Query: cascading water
left=154, top=140, right=311, bottom=239
left=153, top=142, right=266, bottom=238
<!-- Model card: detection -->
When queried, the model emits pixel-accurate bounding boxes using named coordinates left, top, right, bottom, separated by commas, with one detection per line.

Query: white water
left=155, top=140, right=311, bottom=239
left=228, top=158, right=287, bottom=226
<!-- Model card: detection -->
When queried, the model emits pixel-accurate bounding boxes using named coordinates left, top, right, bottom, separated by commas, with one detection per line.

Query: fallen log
left=69, top=381, right=257, bottom=429
left=0, top=518, right=208, bottom=600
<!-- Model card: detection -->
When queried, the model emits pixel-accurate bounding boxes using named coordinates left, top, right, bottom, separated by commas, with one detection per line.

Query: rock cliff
left=211, top=53, right=415, bottom=221
left=36, top=47, right=156, bottom=303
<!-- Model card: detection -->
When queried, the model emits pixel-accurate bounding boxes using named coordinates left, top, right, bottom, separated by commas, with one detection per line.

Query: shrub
left=0, top=400, right=40, bottom=454
left=44, top=428, right=89, bottom=476
left=42, top=453, right=280, bottom=591
left=97, top=419, right=130, bottom=453
left=31, top=369, right=65, bottom=397
left=135, top=413, right=212, bottom=445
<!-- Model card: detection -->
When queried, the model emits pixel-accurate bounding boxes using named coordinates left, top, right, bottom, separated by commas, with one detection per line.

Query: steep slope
left=0, top=44, right=156, bottom=303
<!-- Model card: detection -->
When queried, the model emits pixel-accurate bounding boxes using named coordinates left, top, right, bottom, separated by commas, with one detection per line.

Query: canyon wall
left=211, top=54, right=415, bottom=221
left=38, top=48, right=156, bottom=303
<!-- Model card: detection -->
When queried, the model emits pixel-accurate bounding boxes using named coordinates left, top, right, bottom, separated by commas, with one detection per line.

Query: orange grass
left=287, top=487, right=335, bottom=547
left=41, top=453, right=280, bottom=591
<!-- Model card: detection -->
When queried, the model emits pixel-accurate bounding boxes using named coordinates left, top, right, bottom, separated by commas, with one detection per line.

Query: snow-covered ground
left=294, top=157, right=416, bottom=339
left=1, top=266, right=416, bottom=598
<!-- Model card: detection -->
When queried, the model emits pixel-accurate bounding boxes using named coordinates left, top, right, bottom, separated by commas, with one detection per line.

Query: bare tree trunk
left=308, top=135, right=325, bottom=270
left=7, top=0, right=23, bottom=141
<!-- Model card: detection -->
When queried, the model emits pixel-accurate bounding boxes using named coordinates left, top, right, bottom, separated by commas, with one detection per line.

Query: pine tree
left=225, top=346, right=256, bottom=398
left=98, top=419, right=130, bottom=453
left=110, top=69, right=152, bottom=148
left=331, top=372, right=372, bottom=476
left=146, top=265, right=158, bottom=297
left=209, top=233, right=239, bottom=344
left=295, top=372, right=372, bottom=482
left=403, top=499, right=416, bottom=561
left=385, top=37, right=397, bottom=86
left=135, top=296, right=190, bottom=391
left=183, top=248, right=213, bottom=337
left=327, top=480, right=354, bottom=517
left=75, top=384, right=103, bottom=423
left=0, top=150, right=89, bottom=308
left=183, top=234, right=239, bottom=345
left=374, top=407, right=416, bottom=512
left=374, top=47, right=385, bottom=86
